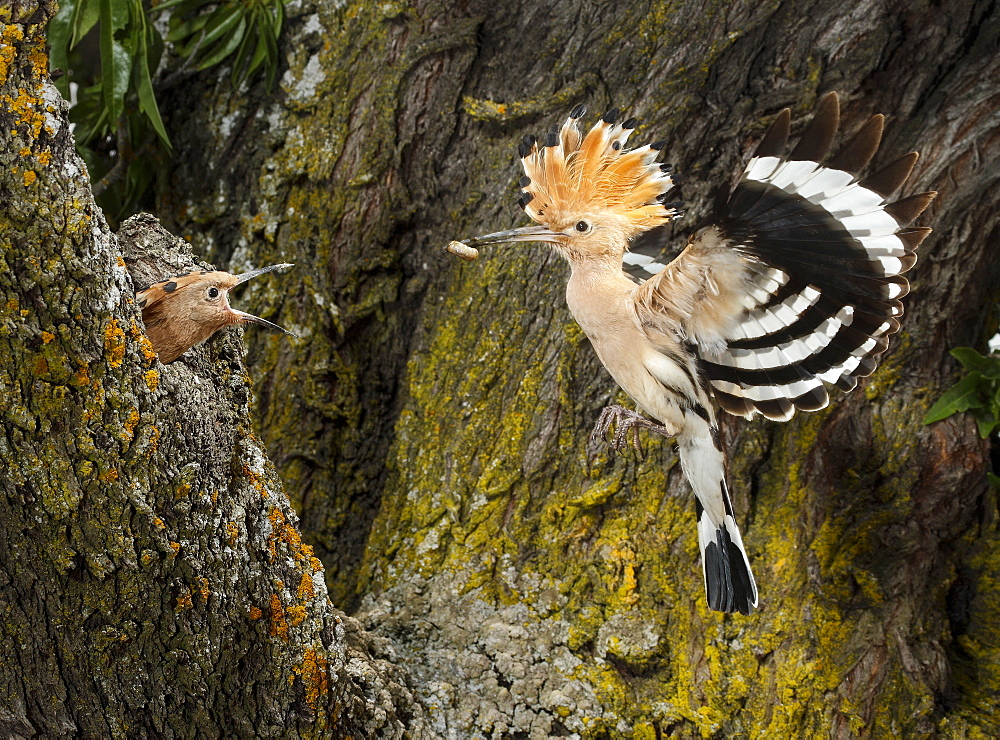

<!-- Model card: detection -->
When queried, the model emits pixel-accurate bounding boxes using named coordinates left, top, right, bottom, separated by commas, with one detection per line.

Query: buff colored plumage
left=450, top=95, right=936, bottom=614
left=136, top=264, right=294, bottom=364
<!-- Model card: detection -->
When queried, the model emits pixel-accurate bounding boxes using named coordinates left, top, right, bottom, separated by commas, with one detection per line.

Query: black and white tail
left=679, top=431, right=758, bottom=615
left=700, top=92, right=936, bottom=421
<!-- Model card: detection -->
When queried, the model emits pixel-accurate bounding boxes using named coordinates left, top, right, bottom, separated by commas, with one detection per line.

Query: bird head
left=461, top=105, right=682, bottom=261
left=137, top=263, right=295, bottom=364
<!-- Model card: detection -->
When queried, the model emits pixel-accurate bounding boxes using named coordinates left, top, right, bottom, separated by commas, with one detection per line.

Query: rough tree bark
left=158, top=0, right=1000, bottom=735
left=4, top=0, right=999, bottom=736
left=0, top=4, right=423, bottom=736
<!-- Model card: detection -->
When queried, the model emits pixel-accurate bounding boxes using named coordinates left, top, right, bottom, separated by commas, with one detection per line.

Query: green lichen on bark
left=153, top=0, right=1000, bottom=735
left=1, top=11, right=420, bottom=736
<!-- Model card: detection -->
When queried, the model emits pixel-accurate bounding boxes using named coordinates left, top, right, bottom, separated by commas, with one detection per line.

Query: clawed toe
left=590, top=404, right=672, bottom=456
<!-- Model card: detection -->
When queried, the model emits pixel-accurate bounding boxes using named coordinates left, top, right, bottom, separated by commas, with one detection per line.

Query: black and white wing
left=696, top=92, right=935, bottom=421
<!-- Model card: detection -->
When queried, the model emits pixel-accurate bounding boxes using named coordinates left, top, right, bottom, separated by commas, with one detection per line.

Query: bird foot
left=590, top=404, right=674, bottom=455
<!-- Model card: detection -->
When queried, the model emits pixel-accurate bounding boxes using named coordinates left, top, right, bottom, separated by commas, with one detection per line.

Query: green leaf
left=196, top=14, right=247, bottom=70
left=150, top=0, right=202, bottom=12
left=973, top=411, right=998, bottom=439
left=166, top=11, right=214, bottom=44
left=988, top=472, right=1000, bottom=488
left=99, top=0, right=132, bottom=125
left=135, top=24, right=170, bottom=147
left=195, top=5, right=244, bottom=50
left=923, top=372, right=986, bottom=424
left=70, top=0, right=101, bottom=48
left=48, top=1, right=75, bottom=96
left=949, top=347, right=1000, bottom=378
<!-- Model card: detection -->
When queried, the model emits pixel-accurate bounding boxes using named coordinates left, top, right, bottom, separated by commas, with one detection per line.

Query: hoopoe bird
left=136, top=263, right=294, bottom=364
left=452, top=93, right=935, bottom=614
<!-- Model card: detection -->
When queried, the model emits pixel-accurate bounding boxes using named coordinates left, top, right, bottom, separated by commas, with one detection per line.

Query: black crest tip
left=602, top=107, right=621, bottom=124
left=570, top=103, right=587, bottom=119
left=544, top=131, right=559, bottom=147
left=622, top=117, right=639, bottom=130
left=518, top=175, right=531, bottom=187
left=650, top=139, right=667, bottom=151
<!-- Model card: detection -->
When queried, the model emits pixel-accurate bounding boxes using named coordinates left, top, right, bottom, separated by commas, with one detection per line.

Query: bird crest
left=516, top=105, right=682, bottom=235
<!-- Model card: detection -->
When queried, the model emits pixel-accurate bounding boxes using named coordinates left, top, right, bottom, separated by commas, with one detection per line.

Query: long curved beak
left=232, top=310, right=296, bottom=336
left=461, top=225, right=563, bottom=246
left=230, top=263, right=296, bottom=336
left=234, top=262, right=295, bottom=285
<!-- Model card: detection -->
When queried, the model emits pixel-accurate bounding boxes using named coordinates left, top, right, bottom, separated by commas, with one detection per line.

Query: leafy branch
left=924, top=347, right=1000, bottom=438
left=47, top=0, right=285, bottom=220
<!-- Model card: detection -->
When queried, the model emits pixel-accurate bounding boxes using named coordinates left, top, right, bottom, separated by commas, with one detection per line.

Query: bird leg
left=590, top=404, right=675, bottom=455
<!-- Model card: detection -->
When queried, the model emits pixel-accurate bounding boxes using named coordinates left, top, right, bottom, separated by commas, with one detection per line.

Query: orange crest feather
left=517, top=107, right=682, bottom=232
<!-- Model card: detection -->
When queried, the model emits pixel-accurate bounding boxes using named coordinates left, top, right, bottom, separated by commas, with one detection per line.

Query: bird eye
left=575, top=220, right=591, bottom=233
left=207, top=287, right=220, bottom=299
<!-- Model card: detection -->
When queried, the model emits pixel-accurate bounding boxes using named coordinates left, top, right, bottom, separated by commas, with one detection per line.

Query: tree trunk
left=7, top=0, right=1000, bottom=735
left=0, top=5, right=421, bottom=736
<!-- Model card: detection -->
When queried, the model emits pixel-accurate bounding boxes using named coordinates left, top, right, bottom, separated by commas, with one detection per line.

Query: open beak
left=233, top=263, right=295, bottom=285
left=230, top=263, right=296, bottom=336
left=232, top=310, right=296, bottom=336
left=461, top=225, right=564, bottom=247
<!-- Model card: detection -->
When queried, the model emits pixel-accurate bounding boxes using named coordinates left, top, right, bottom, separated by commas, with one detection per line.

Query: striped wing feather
left=629, top=92, right=935, bottom=421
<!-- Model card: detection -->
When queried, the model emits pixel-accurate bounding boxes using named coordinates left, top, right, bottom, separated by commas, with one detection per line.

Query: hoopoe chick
left=454, top=95, right=936, bottom=615
left=136, top=263, right=295, bottom=364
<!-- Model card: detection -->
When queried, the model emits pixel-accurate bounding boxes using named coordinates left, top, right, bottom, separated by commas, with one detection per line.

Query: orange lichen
left=22, top=170, right=36, bottom=186
left=287, top=605, right=307, bottom=627
left=104, top=318, right=126, bottom=367
left=169, top=541, right=180, bottom=555
left=268, top=593, right=289, bottom=640
left=268, top=506, right=309, bottom=562
left=297, top=571, right=315, bottom=600
left=294, top=647, right=330, bottom=712
left=226, top=521, right=239, bottom=545
left=72, top=364, right=89, bottom=386
left=152, top=517, right=165, bottom=529
left=197, top=577, right=210, bottom=602
left=176, top=591, right=193, bottom=611
left=99, top=467, right=119, bottom=482
left=35, top=149, right=50, bottom=166
left=40, top=330, right=54, bottom=344
left=123, top=407, right=140, bottom=437
left=249, top=605, right=263, bottom=620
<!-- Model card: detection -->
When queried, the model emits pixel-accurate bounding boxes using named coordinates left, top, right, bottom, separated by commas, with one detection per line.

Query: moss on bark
left=0, top=8, right=421, bottom=735
left=157, top=0, right=1000, bottom=735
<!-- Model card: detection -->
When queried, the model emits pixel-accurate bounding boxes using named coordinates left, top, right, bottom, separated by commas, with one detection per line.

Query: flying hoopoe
left=136, top=263, right=294, bottom=364
left=451, top=93, right=935, bottom=614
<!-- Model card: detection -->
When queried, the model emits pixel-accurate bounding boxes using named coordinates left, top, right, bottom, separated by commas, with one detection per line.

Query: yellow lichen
left=71, top=364, right=89, bottom=386
left=144, top=369, right=159, bottom=391
left=104, top=318, right=126, bottom=367
left=286, top=604, right=306, bottom=627
left=297, top=571, right=315, bottom=600
left=175, top=591, right=193, bottom=611
left=268, top=593, right=289, bottom=640
left=293, top=647, right=330, bottom=712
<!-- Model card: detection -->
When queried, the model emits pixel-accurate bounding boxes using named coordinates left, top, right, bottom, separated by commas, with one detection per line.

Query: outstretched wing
left=631, top=92, right=935, bottom=421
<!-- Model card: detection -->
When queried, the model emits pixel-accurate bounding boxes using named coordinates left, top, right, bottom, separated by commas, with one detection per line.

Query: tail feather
left=682, top=431, right=758, bottom=615
left=696, top=501, right=758, bottom=615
